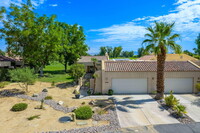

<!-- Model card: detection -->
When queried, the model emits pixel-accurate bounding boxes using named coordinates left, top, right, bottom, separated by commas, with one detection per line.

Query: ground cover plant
left=75, top=106, right=93, bottom=120
left=11, top=103, right=28, bottom=112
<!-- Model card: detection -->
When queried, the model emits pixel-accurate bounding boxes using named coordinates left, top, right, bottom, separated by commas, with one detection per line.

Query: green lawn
left=37, top=62, right=73, bottom=83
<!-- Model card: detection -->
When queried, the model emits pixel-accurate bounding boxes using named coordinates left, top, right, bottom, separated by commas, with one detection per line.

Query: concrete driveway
left=114, top=95, right=179, bottom=128
left=174, top=94, right=200, bottom=122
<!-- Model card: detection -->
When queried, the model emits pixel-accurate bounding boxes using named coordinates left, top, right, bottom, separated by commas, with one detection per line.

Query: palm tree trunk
left=155, top=48, right=166, bottom=100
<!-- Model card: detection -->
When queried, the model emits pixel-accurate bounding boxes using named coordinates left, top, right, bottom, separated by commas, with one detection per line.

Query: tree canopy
left=0, top=1, right=88, bottom=74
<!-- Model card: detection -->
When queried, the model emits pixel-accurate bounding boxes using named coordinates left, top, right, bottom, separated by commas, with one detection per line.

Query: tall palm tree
left=143, top=22, right=182, bottom=100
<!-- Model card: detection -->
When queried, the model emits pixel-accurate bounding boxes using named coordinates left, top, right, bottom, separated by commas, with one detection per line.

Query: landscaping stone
left=89, top=100, right=95, bottom=105
left=92, top=121, right=98, bottom=125
left=59, top=116, right=72, bottom=123
left=76, top=121, right=88, bottom=125
left=32, top=93, right=39, bottom=97
left=57, top=101, right=64, bottom=105
left=42, top=88, right=48, bottom=92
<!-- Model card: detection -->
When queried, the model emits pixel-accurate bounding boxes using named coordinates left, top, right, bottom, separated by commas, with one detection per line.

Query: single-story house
left=0, top=55, right=23, bottom=68
left=77, top=55, right=109, bottom=73
left=138, top=54, right=198, bottom=61
left=93, top=60, right=200, bottom=94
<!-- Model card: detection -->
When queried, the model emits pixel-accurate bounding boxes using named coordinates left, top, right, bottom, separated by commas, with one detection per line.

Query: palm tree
left=142, top=22, right=182, bottom=100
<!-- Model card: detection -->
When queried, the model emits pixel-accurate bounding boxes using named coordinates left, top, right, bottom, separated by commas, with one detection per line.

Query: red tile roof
left=105, top=61, right=200, bottom=72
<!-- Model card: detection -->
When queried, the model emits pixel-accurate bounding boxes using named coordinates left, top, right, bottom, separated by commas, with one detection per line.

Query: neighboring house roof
left=0, top=55, right=17, bottom=62
left=192, top=60, right=200, bottom=67
left=138, top=54, right=198, bottom=61
left=78, top=56, right=109, bottom=63
left=105, top=61, right=200, bottom=72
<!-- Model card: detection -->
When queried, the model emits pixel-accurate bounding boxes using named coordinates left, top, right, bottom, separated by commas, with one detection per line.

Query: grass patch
left=27, top=115, right=40, bottom=120
left=37, top=62, right=73, bottom=83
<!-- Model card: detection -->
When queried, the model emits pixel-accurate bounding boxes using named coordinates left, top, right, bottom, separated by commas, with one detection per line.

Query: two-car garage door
left=112, top=78, right=193, bottom=94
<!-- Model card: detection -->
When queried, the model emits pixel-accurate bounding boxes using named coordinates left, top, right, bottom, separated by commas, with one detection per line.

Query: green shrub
left=0, top=68, right=9, bottom=81
left=108, top=89, right=114, bottom=95
left=196, top=83, right=200, bottom=92
left=0, top=81, right=9, bottom=88
left=75, top=106, right=93, bottom=120
left=44, top=96, right=53, bottom=100
left=94, top=92, right=102, bottom=95
left=164, top=91, right=179, bottom=107
left=27, top=115, right=40, bottom=120
left=11, top=103, right=28, bottom=112
left=85, top=82, right=90, bottom=87
left=173, top=104, right=187, bottom=117
left=51, top=81, right=55, bottom=87
left=87, top=89, right=91, bottom=95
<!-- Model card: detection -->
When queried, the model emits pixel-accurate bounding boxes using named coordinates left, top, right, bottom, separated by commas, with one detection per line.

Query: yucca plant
left=173, top=104, right=187, bottom=117
left=164, top=91, right=179, bottom=107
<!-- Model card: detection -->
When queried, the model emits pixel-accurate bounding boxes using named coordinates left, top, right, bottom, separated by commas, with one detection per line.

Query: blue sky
left=0, top=0, right=200, bottom=55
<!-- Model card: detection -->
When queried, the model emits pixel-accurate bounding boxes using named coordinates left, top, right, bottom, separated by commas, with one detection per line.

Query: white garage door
left=165, top=78, right=193, bottom=93
left=112, top=78, right=147, bottom=94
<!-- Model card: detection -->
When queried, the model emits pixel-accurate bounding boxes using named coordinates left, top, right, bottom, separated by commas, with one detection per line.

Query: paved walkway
left=103, top=122, right=200, bottom=133
left=114, top=95, right=179, bottom=128
left=174, top=94, right=200, bottom=122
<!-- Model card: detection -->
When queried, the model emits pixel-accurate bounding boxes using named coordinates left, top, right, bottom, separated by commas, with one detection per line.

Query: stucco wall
left=0, top=61, right=11, bottom=67
left=97, top=71, right=200, bottom=94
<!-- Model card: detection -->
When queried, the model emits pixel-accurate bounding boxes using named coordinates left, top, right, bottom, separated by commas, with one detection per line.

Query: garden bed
left=150, top=94, right=195, bottom=124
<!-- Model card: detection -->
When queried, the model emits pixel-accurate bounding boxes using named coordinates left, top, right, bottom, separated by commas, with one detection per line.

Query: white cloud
left=91, top=0, right=200, bottom=44
left=91, top=22, right=146, bottom=42
left=49, top=4, right=58, bottom=7
left=0, top=0, right=46, bottom=8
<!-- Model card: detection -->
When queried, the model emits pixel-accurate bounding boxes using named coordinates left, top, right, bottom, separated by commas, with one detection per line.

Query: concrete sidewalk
left=103, top=122, right=200, bottom=133
left=174, top=94, right=200, bottom=122
left=115, top=95, right=179, bottom=128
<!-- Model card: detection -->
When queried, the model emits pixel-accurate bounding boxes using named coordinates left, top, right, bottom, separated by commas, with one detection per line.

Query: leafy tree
left=0, top=2, right=67, bottom=75
left=143, top=22, right=181, bottom=100
left=121, top=51, right=134, bottom=57
left=99, top=47, right=107, bottom=56
left=137, top=47, right=149, bottom=57
left=99, top=46, right=113, bottom=57
left=58, top=23, right=88, bottom=72
left=194, top=33, right=200, bottom=55
left=69, top=64, right=86, bottom=84
left=0, top=50, right=5, bottom=56
left=9, top=67, right=36, bottom=92
left=183, top=50, right=193, bottom=56
left=113, top=46, right=122, bottom=58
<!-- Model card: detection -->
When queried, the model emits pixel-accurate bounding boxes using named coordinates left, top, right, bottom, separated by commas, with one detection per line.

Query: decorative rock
left=57, top=101, right=64, bottom=105
left=32, top=93, right=39, bottom=97
left=92, top=121, right=98, bottom=125
left=42, top=88, right=48, bottom=92
left=59, top=116, right=72, bottom=123
left=89, top=100, right=95, bottom=105
left=76, top=121, right=88, bottom=126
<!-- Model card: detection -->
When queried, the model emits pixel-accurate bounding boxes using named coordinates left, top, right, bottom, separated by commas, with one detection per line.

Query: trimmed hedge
left=11, top=103, right=28, bottom=112
left=75, top=106, right=93, bottom=120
